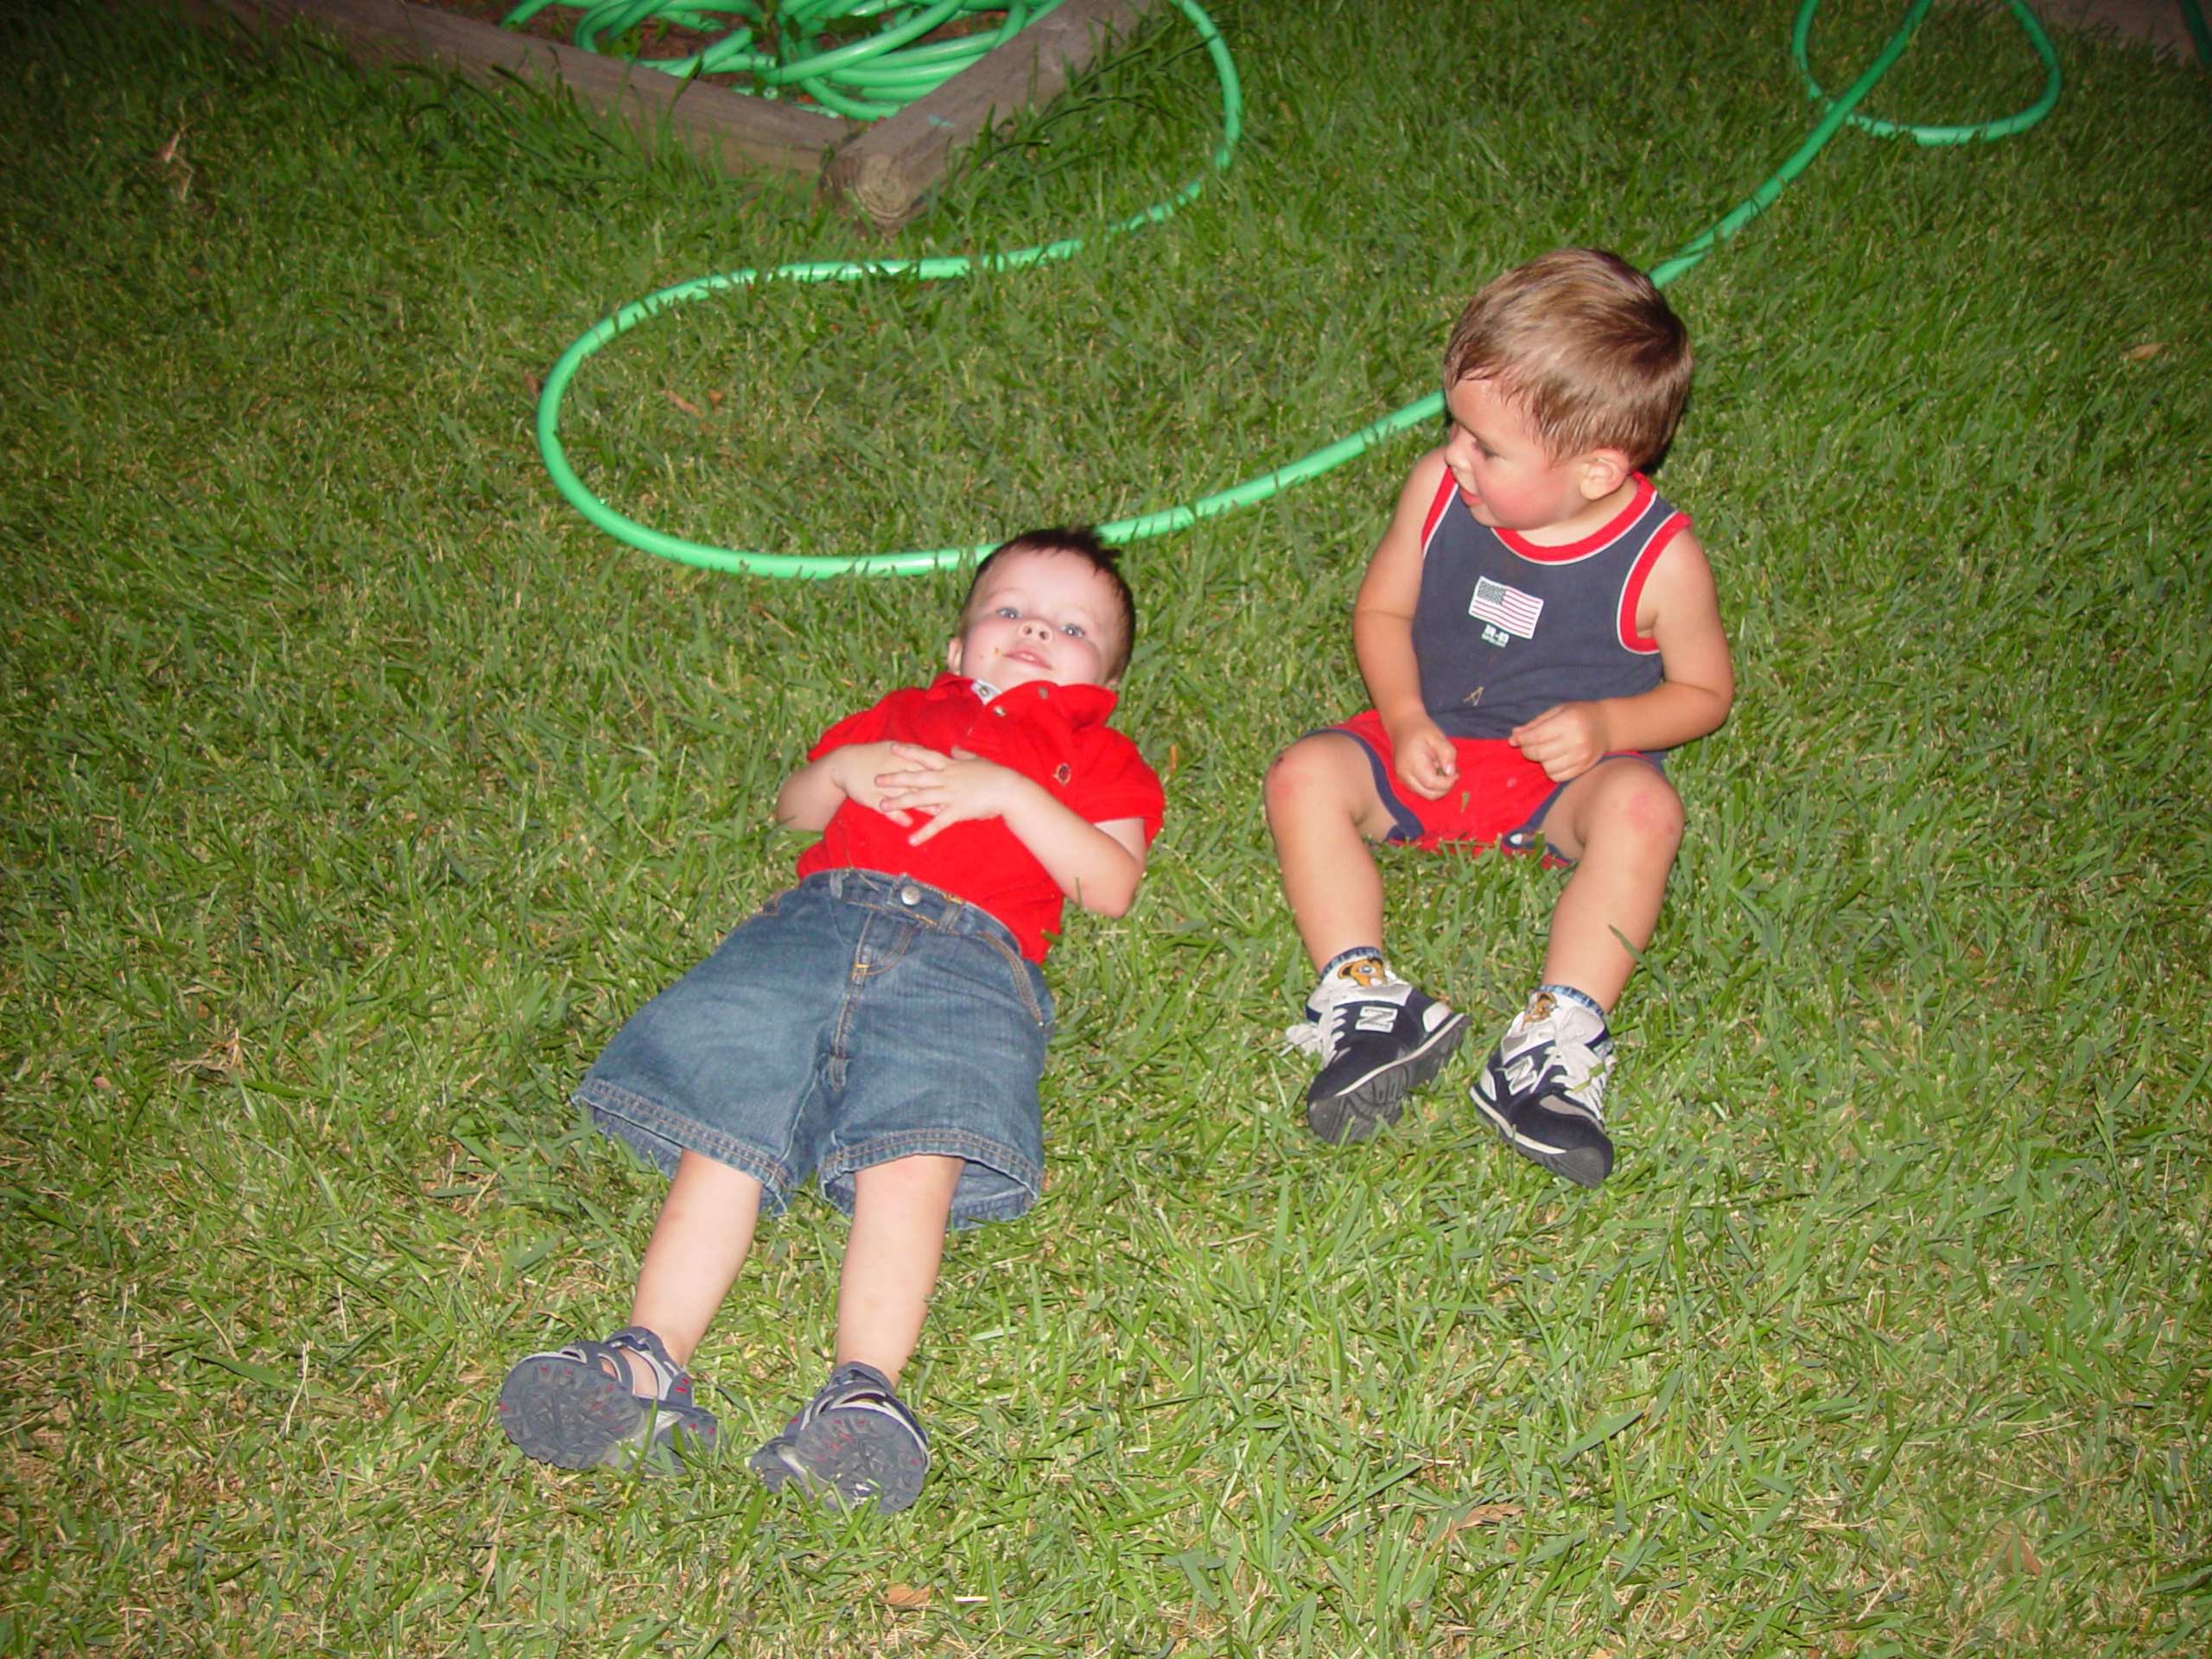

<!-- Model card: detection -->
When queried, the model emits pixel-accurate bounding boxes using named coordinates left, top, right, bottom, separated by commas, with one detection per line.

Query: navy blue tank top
left=1410, top=472, right=1686, bottom=742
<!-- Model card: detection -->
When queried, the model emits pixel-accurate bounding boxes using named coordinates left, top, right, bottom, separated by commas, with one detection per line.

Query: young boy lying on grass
left=499, top=528, right=1164, bottom=1512
left=1265, top=248, right=1734, bottom=1186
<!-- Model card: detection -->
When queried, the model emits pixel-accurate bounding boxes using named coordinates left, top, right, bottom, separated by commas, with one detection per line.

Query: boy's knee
left=1611, top=767, right=1684, bottom=852
left=1266, top=734, right=1363, bottom=813
left=1569, top=762, right=1683, bottom=862
left=1266, top=733, right=1389, bottom=844
left=1262, top=738, right=1326, bottom=812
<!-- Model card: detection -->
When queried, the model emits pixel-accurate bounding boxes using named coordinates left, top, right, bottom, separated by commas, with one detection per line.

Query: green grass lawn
left=3, top=0, right=2208, bottom=1652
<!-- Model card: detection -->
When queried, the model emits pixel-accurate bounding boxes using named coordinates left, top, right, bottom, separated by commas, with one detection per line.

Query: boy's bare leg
left=1472, top=758, right=1683, bottom=1188
left=623, top=1148, right=765, bottom=1389
left=1530, top=758, right=1686, bottom=1008
left=742, top=1154, right=957, bottom=1512
left=833, top=1154, right=965, bottom=1386
left=1263, top=733, right=1399, bottom=969
left=499, top=1148, right=756, bottom=1468
left=1265, top=732, right=1471, bottom=1141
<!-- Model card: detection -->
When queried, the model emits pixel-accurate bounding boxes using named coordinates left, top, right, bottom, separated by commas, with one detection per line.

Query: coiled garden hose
left=501, top=0, right=1064, bottom=120
left=534, top=0, right=2065, bottom=578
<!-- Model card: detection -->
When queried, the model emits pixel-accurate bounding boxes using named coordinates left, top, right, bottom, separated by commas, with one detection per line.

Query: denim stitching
left=580, top=1080, right=796, bottom=1194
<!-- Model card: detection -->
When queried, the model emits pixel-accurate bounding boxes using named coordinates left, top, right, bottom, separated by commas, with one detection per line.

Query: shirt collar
left=929, top=672, right=1119, bottom=726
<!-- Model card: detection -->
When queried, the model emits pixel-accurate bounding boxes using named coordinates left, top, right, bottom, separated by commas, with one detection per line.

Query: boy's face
left=1443, top=374, right=1623, bottom=537
left=947, top=550, right=1123, bottom=691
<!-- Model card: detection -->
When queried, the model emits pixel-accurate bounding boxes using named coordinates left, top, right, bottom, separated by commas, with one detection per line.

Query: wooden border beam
left=162, top=0, right=1164, bottom=232
left=171, top=0, right=855, bottom=181
left=825, top=0, right=1157, bottom=234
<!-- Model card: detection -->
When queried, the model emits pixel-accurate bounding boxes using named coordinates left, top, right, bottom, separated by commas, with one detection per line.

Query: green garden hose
left=501, top=0, right=1063, bottom=120
left=535, top=0, right=2063, bottom=579
left=536, top=0, right=1242, bottom=576
left=1649, top=0, right=2058, bottom=288
left=2181, top=0, right=2212, bottom=67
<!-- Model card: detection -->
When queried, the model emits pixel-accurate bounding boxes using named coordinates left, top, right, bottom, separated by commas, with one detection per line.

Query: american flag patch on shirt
left=1468, top=576, right=1542, bottom=639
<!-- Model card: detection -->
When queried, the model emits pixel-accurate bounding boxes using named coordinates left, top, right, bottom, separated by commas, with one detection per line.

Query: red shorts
left=1326, top=710, right=1662, bottom=861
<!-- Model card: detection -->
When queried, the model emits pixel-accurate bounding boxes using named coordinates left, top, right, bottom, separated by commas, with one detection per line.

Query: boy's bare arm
left=872, top=744, right=1147, bottom=918
left=1353, top=449, right=1459, bottom=800
left=1508, top=528, right=1736, bottom=781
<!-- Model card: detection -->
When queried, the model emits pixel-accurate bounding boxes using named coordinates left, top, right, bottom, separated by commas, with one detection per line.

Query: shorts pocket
left=978, top=931, right=1051, bottom=1028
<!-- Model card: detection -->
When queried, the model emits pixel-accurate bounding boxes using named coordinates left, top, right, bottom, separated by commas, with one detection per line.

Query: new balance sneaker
left=1470, top=987, right=1616, bottom=1187
left=1285, top=954, right=1469, bottom=1144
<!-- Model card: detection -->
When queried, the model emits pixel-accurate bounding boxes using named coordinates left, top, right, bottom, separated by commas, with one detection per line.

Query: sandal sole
left=499, top=1356, right=645, bottom=1469
left=787, top=1410, right=929, bottom=1513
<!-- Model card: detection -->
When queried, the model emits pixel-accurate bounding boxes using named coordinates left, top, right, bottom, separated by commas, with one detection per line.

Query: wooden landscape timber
left=163, top=0, right=1161, bottom=232
left=168, top=0, right=855, bottom=180
left=823, top=0, right=1153, bottom=232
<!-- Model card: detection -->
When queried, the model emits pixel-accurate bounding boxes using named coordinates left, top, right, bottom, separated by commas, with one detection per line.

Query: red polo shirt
left=794, top=675, right=1165, bottom=960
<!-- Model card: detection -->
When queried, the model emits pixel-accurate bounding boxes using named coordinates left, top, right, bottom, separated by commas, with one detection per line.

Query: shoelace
left=1282, top=992, right=1385, bottom=1059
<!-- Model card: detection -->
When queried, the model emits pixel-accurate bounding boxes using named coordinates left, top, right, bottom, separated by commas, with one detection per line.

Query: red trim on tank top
left=1616, top=512, right=1686, bottom=652
left=1420, top=468, right=1457, bottom=547
left=1498, top=474, right=1657, bottom=564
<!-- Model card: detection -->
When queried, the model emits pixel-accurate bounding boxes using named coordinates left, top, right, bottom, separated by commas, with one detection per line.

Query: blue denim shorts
left=575, top=869, right=1053, bottom=1229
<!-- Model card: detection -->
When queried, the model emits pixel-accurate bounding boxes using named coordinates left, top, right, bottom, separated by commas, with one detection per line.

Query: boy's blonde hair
left=1443, top=249, right=1691, bottom=471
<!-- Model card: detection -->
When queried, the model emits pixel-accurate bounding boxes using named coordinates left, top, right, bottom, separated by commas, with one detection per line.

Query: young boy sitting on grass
left=1264, top=248, right=1733, bottom=1186
left=499, top=528, right=1163, bottom=1511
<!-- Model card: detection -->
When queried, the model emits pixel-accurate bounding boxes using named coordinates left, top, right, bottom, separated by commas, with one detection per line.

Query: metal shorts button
left=900, top=883, right=922, bottom=906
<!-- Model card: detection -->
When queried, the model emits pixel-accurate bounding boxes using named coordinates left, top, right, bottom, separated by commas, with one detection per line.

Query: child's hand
left=874, top=744, right=1021, bottom=843
left=1387, top=716, right=1459, bottom=801
left=820, top=741, right=917, bottom=823
left=1510, top=702, right=1611, bottom=782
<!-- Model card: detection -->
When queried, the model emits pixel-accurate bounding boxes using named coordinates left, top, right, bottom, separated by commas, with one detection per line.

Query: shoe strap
left=806, top=1362, right=929, bottom=1451
left=606, top=1326, right=691, bottom=1404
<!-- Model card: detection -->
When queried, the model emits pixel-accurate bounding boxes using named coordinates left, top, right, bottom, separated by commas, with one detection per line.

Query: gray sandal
left=498, top=1325, right=719, bottom=1471
left=749, top=1362, right=929, bottom=1512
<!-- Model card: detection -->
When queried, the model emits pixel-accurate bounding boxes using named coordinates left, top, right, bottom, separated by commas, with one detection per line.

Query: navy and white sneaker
left=1286, top=955, right=1469, bottom=1144
left=1471, top=988, right=1617, bottom=1187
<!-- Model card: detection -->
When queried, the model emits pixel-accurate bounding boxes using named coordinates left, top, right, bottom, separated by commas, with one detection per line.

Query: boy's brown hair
left=962, top=526, right=1138, bottom=682
left=1443, top=248, right=1692, bottom=471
